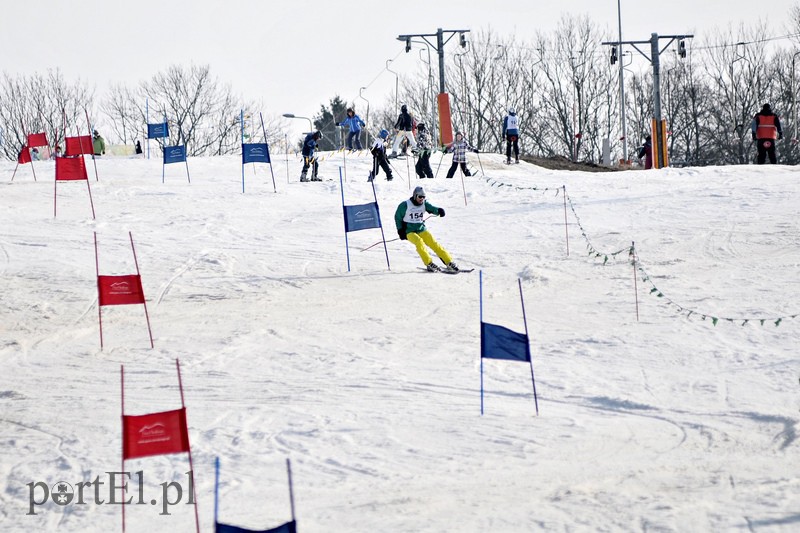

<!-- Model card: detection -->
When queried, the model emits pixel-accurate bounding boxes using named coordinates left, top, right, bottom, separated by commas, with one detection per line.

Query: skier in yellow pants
left=394, top=186, right=459, bottom=272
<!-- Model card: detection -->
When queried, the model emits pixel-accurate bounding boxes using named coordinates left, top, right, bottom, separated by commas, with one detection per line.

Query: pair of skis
left=418, top=267, right=475, bottom=275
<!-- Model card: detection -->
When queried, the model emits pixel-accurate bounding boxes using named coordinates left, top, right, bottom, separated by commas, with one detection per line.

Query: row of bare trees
left=0, top=70, right=93, bottom=161
left=392, top=12, right=800, bottom=166
left=0, top=64, right=288, bottom=160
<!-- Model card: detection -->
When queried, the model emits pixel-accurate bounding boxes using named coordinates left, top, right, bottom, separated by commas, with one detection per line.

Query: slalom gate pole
left=518, top=278, right=539, bottom=416
left=214, top=458, right=220, bottom=524
left=287, top=458, right=296, bottom=522
left=340, top=169, right=351, bottom=272
left=259, top=113, right=277, bottom=193
left=480, top=270, right=484, bottom=415
left=120, top=365, right=126, bottom=531
left=631, top=241, right=640, bottom=321
left=285, top=134, right=290, bottom=184
left=371, top=177, right=391, bottom=271
left=562, top=185, right=569, bottom=257
left=85, top=108, right=99, bottom=181
left=175, top=359, right=201, bottom=533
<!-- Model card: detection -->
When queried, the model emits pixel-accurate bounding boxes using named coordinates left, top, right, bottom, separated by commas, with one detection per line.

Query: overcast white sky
left=2, top=0, right=797, bottom=136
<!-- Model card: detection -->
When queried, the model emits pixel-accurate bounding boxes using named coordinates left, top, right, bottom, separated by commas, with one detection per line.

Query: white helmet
left=508, top=107, right=516, bottom=114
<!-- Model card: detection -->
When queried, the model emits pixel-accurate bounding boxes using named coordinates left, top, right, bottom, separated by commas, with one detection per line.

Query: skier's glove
left=398, top=228, right=407, bottom=240
left=473, top=148, right=479, bottom=153
left=438, top=208, right=445, bottom=217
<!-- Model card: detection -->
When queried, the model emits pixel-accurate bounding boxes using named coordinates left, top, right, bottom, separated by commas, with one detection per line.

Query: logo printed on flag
left=109, top=281, right=131, bottom=293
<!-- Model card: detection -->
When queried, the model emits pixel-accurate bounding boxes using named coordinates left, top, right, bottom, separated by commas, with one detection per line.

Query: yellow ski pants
left=406, top=230, right=452, bottom=266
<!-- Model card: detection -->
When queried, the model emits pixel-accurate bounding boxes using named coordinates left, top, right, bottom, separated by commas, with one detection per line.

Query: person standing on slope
left=337, top=107, right=366, bottom=151
left=414, top=122, right=435, bottom=179
left=751, top=103, right=783, bottom=164
left=637, top=135, right=653, bottom=170
left=502, top=107, right=520, bottom=164
left=444, top=132, right=478, bottom=179
left=369, top=129, right=394, bottom=181
left=92, top=130, right=106, bottom=157
left=300, top=130, right=323, bottom=182
left=395, top=186, right=459, bottom=272
left=390, top=104, right=417, bottom=157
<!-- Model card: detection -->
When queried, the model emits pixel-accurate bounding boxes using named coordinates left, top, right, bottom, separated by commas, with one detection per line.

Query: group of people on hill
left=297, top=100, right=786, bottom=184
left=297, top=104, right=522, bottom=183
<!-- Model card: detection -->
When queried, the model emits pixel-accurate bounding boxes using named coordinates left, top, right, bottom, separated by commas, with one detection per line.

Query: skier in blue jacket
left=337, top=108, right=366, bottom=150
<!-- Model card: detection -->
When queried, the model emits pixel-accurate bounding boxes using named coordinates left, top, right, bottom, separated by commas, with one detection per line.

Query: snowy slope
left=1, top=150, right=799, bottom=532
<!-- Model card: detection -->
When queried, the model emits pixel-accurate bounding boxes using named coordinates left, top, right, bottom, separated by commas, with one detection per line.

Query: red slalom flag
left=98, top=274, right=145, bottom=306
left=18, top=146, right=31, bottom=164
left=55, top=156, right=88, bottom=181
left=27, top=132, right=49, bottom=148
left=122, top=407, right=190, bottom=460
left=64, top=135, right=94, bottom=156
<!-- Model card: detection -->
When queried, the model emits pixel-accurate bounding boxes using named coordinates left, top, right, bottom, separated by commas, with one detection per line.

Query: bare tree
left=101, top=83, right=143, bottom=144
left=138, top=64, right=248, bottom=156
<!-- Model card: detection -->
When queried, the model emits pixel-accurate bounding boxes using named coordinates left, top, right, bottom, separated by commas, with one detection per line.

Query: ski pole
left=387, top=158, right=408, bottom=186
left=459, top=164, right=467, bottom=206
left=434, top=148, right=446, bottom=179
left=476, top=151, right=485, bottom=176
left=361, top=238, right=399, bottom=252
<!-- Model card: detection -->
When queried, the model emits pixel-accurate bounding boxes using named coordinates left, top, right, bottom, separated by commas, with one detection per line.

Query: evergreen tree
left=313, top=95, right=349, bottom=151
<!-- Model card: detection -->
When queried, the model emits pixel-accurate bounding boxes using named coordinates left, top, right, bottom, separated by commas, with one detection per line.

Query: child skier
left=395, top=186, right=459, bottom=272
left=369, top=129, right=394, bottom=181
left=444, top=132, right=478, bottom=179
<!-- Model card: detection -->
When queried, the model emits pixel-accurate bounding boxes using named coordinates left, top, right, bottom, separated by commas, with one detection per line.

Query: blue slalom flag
left=481, top=322, right=530, bottom=362
left=215, top=519, right=297, bottom=533
left=343, top=202, right=381, bottom=233
left=147, top=122, right=169, bottom=139
left=242, top=143, right=271, bottom=164
left=163, top=145, right=187, bottom=164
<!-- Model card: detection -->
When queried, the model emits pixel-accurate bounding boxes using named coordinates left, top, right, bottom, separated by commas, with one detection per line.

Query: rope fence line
left=480, top=173, right=799, bottom=327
